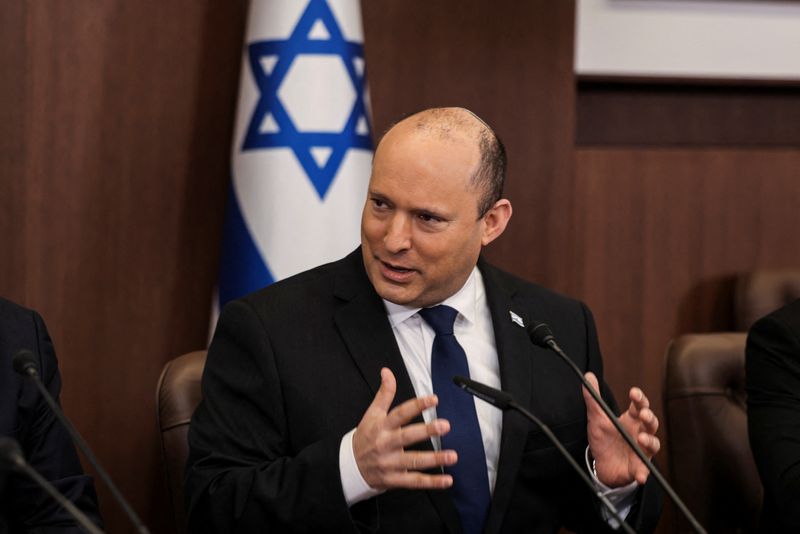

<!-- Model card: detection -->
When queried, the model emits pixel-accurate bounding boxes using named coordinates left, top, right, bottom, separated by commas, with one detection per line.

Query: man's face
left=361, top=124, right=489, bottom=308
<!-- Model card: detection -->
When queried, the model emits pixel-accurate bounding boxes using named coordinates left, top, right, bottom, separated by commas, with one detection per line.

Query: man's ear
left=481, top=199, right=512, bottom=246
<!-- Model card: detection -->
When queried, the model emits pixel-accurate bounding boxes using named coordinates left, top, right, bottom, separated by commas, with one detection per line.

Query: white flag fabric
left=217, top=0, right=372, bottom=307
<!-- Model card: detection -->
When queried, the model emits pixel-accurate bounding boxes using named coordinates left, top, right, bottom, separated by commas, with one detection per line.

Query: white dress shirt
left=338, top=267, right=637, bottom=524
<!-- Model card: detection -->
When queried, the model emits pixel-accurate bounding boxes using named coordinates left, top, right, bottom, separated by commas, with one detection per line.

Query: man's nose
left=384, top=214, right=412, bottom=253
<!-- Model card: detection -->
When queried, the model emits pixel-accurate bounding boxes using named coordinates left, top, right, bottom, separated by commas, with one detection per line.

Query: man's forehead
left=377, top=107, right=488, bottom=150
left=372, top=130, right=481, bottom=180
left=368, top=142, right=482, bottom=215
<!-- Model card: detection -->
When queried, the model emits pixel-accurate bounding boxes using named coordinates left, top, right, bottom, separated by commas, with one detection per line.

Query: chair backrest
left=663, top=333, right=762, bottom=533
left=734, top=269, right=800, bottom=330
left=156, top=350, right=207, bottom=534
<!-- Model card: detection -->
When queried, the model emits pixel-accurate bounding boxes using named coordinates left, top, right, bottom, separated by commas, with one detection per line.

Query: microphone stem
left=547, top=340, right=706, bottom=534
left=507, top=400, right=636, bottom=534
left=30, top=374, right=151, bottom=534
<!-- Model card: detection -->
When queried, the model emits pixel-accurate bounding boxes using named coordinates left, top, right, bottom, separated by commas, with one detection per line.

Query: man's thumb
left=370, top=367, right=397, bottom=413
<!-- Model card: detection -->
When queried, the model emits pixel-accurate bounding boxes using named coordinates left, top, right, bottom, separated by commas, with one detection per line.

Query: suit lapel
left=332, top=250, right=461, bottom=534
left=479, top=261, right=538, bottom=534
left=332, top=251, right=416, bottom=402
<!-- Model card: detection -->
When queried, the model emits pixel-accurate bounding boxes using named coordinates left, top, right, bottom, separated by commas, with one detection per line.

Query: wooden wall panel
left=574, top=147, right=800, bottom=482
left=1, top=1, right=578, bottom=532
left=577, top=81, right=800, bottom=147
left=0, top=1, right=26, bottom=292
left=0, top=2, right=248, bottom=532
left=9, top=0, right=798, bottom=532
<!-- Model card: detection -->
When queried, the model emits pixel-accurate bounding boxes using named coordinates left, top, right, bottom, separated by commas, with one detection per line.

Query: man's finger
left=625, top=387, right=651, bottom=420
left=629, top=387, right=650, bottom=410
left=638, top=408, right=659, bottom=434
left=385, top=393, right=439, bottom=428
left=581, top=372, right=607, bottom=419
left=368, top=368, right=398, bottom=415
left=634, top=466, right=651, bottom=486
left=638, top=432, right=660, bottom=456
left=383, top=471, right=454, bottom=490
left=398, top=449, right=458, bottom=471
left=393, top=419, right=450, bottom=448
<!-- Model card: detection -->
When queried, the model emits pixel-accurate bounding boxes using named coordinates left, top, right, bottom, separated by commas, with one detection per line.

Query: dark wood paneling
left=19, top=1, right=800, bottom=532
left=1, top=0, right=579, bottom=532
left=577, top=81, right=800, bottom=147
left=363, top=0, right=579, bottom=293
left=574, top=148, right=800, bottom=505
left=0, top=0, right=26, bottom=290
left=0, top=2, right=248, bottom=532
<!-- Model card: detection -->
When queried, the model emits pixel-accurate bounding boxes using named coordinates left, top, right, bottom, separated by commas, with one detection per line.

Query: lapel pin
left=509, top=310, right=525, bottom=328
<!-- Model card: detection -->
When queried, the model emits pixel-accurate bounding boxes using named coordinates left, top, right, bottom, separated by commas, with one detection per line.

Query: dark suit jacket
left=0, top=298, right=101, bottom=533
left=747, top=298, right=800, bottom=533
left=186, top=249, right=662, bottom=533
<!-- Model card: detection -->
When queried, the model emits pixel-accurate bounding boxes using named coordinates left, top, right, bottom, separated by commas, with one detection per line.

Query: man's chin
left=373, top=281, right=420, bottom=307
left=376, top=288, right=414, bottom=306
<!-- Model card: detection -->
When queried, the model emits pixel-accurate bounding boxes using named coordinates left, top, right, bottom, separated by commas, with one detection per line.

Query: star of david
left=241, top=0, right=372, bottom=199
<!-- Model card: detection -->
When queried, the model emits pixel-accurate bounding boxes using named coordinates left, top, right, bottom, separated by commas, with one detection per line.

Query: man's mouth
left=383, top=261, right=413, bottom=273
left=378, top=259, right=418, bottom=282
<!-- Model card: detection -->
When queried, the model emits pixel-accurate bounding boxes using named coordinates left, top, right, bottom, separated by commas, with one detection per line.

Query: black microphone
left=453, top=375, right=513, bottom=409
left=453, top=376, right=636, bottom=534
left=12, top=349, right=38, bottom=377
left=0, top=437, right=105, bottom=534
left=12, top=349, right=150, bottom=534
left=525, top=321, right=706, bottom=534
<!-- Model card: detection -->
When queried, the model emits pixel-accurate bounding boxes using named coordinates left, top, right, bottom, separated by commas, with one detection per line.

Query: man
left=747, top=297, right=800, bottom=532
left=187, top=108, right=663, bottom=533
left=0, top=298, right=102, bottom=532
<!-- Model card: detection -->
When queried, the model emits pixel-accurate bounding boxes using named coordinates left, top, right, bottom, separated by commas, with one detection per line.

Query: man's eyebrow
left=367, top=189, right=449, bottom=217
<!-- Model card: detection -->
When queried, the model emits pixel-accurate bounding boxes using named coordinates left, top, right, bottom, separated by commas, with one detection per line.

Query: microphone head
left=453, top=375, right=469, bottom=389
left=12, top=350, right=39, bottom=378
left=453, top=375, right=513, bottom=410
left=527, top=321, right=555, bottom=349
left=0, top=437, right=24, bottom=471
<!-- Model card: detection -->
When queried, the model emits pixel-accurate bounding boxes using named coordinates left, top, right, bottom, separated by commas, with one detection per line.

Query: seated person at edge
left=747, top=297, right=800, bottom=532
left=1, top=298, right=102, bottom=532
left=186, top=108, right=663, bottom=533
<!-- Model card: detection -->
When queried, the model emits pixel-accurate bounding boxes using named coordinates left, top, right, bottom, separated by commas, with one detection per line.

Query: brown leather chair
left=663, top=333, right=762, bottom=533
left=734, top=269, right=800, bottom=330
left=156, top=350, right=207, bottom=534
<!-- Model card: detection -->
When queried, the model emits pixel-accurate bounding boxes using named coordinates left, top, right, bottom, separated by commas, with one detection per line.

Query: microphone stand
left=454, top=376, right=636, bottom=534
left=529, top=323, right=706, bottom=534
left=13, top=350, right=150, bottom=534
left=0, top=437, right=105, bottom=534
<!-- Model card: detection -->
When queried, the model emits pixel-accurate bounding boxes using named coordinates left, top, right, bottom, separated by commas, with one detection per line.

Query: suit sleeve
left=185, top=299, right=358, bottom=533
left=11, top=310, right=102, bottom=532
left=746, top=310, right=800, bottom=529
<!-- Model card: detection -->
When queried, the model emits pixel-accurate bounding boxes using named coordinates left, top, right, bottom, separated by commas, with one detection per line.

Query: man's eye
left=418, top=213, right=441, bottom=223
left=372, top=199, right=387, bottom=208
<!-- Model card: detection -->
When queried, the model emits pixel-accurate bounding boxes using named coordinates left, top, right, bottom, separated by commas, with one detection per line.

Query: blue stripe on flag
left=218, top=182, right=274, bottom=306
left=214, top=0, right=371, bottom=318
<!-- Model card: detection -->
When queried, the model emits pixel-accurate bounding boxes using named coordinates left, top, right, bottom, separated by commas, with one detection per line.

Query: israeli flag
left=217, top=0, right=372, bottom=308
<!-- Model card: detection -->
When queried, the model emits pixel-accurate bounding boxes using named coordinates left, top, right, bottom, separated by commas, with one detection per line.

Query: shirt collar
left=383, top=266, right=482, bottom=328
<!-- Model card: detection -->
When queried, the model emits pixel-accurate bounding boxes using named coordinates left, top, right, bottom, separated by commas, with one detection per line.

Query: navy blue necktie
left=419, top=305, right=490, bottom=534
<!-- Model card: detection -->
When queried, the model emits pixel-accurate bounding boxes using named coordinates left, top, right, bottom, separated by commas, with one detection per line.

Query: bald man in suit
left=187, top=108, right=663, bottom=533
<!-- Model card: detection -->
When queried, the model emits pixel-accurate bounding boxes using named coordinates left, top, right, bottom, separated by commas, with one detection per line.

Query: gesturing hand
left=583, top=372, right=660, bottom=488
left=353, top=368, right=457, bottom=490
